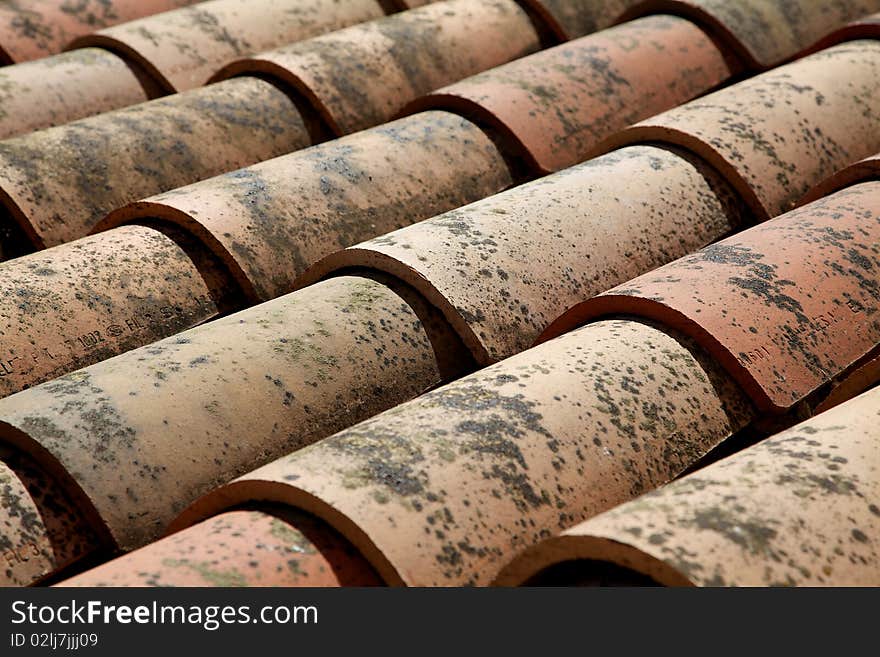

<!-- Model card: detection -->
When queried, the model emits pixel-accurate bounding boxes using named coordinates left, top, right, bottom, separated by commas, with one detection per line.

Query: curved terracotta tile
left=0, top=48, right=160, bottom=141
left=302, top=146, right=747, bottom=364
left=496, top=387, right=880, bottom=587
left=407, top=15, right=734, bottom=174
left=0, top=225, right=235, bottom=399
left=0, top=76, right=312, bottom=249
left=0, top=276, right=452, bottom=551
left=620, top=0, right=880, bottom=68
left=520, top=0, right=640, bottom=40
left=175, top=319, right=754, bottom=586
left=813, top=353, right=880, bottom=416
left=58, top=508, right=381, bottom=587
left=0, top=0, right=196, bottom=64
left=0, top=459, right=57, bottom=586
left=542, top=183, right=880, bottom=415
left=97, top=112, right=513, bottom=303
left=212, top=0, right=541, bottom=136
left=70, top=0, right=387, bottom=93
left=800, top=152, right=880, bottom=205
left=779, top=9, right=880, bottom=54
left=594, top=41, right=880, bottom=218
left=1, top=446, right=104, bottom=586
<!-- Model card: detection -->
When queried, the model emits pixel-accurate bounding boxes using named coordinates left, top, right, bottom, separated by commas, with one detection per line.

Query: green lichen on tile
left=161, top=558, right=248, bottom=587
left=269, top=518, right=315, bottom=555
left=343, top=280, right=388, bottom=313
left=272, top=335, right=338, bottom=381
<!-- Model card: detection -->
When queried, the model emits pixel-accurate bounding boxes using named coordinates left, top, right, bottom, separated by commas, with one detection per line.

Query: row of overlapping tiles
left=0, top=0, right=877, bottom=586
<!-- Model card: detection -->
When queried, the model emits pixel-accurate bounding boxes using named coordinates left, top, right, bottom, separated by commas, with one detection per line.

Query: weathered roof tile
left=212, top=0, right=542, bottom=135
left=99, top=111, right=513, bottom=303
left=520, top=0, right=641, bottom=40
left=173, top=319, right=753, bottom=585
left=407, top=15, right=735, bottom=173
left=69, top=0, right=388, bottom=92
left=496, top=385, right=880, bottom=587
left=0, top=48, right=158, bottom=141
left=595, top=41, right=880, bottom=218
left=543, top=182, right=880, bottom=415
left=0, top=449, right=104, bottom=586
left=58, top=509, right=382, bottom=587
left=0, top=75, right=313, bottom=249
left=0, top=275, right=454, bottom=553
left=621, top=0, right=880, bottom=67
left=0, top=225, right=230, bottom=399
left=0, top=0, right=197, bottom=64
left=302, top=145, right=747, bottom=363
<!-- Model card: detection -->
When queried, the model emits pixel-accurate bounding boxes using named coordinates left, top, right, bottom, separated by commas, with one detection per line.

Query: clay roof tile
left=0, top=276, right=456, bottom=554
left=0, top=449, right=104, bottom=586
left=0, top=48, right=158, bottom=141
left=620, top=0, right=880, bottom=68
left=211, top=0, right=542, bottom=136
left=542, top=182, right=880, bottom=415
left=496, top=385, right=880, bottom=587
left=521, top=0, right=643, bottom=40
left=57, top=509, right=382, bottom=587
left=69, top=0, right=388, bottom=93
left=594, top=41, right=880, bottom=219
left=407, top=15, right=735, bottom=174
left=301, top=145, right=748, bottom=364
left=172, top=319, right=754, bottom=586
left=0, top=0, right=197, bottom=64
left=97, top=111, right=513, bottom=304
left=0, top=75, right=314, bottom=249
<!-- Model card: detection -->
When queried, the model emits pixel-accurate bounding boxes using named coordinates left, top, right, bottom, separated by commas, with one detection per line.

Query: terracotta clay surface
left=542, top=183, right=880, bottom=415
left=496, top=386, right=880, bottom=587
left=0, top=76, right=311, bottom=249
left=595, top=41, right=880, bottom=218
left=70, top=0, right=387, bottom=92
left=408, top=15, right=734, bottom=173
left=0, top=48, right=158, bottom=141
left=0, top=0, right=196, bottom=64
left=98, top=111, right=514, bottom=303
left=1, top=447, right=103, bottom=586
left=59, top=508, right=381, bottom=587
left=303, top=146, right=748, bottom=364
left=0, top=276, right=447, bottom=551
left=800, top=152, right=880, bottom=204
left=619, top=0, right=880, bottom=68
left=521, top=0, right=640, bottom=40
left=0, top=459, right=58, bottom=586
left=176, top=320, right=754, bottom=586
left=0, top=225, right=227, bottom=399
left=213, top=0, right=541, bottom=136
left=810, top=11, right=880, bottom=51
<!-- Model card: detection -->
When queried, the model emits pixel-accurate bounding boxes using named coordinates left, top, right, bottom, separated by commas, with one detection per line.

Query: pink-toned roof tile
left=0, top=276, right=453, bottom=552
left=173, top=319, right=753, bottom=585
left=58, top=509, right=382, bottom=587
left=594, top=41, right=880, bottom=219
left=70, top=0, right=388, bottom=92
left=496, top=385, right=880, bottom=587
left=543, top=182, right=880, bottom=415
left=0, top=48, right=158, bottom=141
left=621, top=0, right=880, bottom=67
left=0, top=0, right=197, bottom=64
left=211, top=0, right=542, bottom=136
left=97, top=112, right=513, bottom=303
left=407, top=15, right=734, bottom=173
